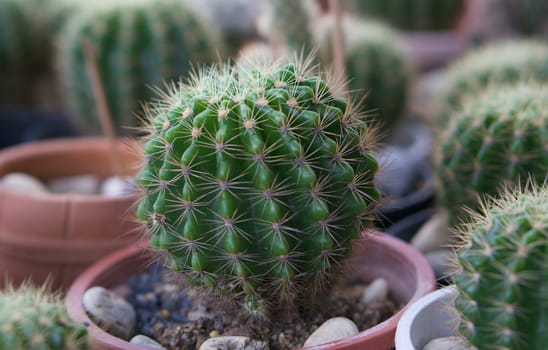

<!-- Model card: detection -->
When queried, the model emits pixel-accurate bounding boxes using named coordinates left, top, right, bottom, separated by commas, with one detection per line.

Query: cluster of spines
left=136, top=57, right=381, bottom=316
left=343, top=0, right=466, bottom=30
left=58, top=0, right=223, bottom=133
left=453, top=183, right=548, bottom=350
left=316, top=16, right=413, bottom=131
left=0, top=282, right=89, bottom=350
left=436, top=83, right=548, bottom=225
left=436, top=40, right=548, bottom=123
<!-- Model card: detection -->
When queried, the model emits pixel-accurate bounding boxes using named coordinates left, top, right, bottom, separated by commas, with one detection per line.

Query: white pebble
left=411, top=209, right=451, bottom=253
left=100, top=176, right=135, bottom=197
left=303, top=317, right=359, bottom=347
left=83, top=286, right=136, bottom=340
left=0, top=172, right=48, bottom=194
left=199, top=336, right=268, bottom=350
left=362, top=278, right=389, bottom=304
left=48, top=175, right=99, bottom=195
left=423, top=336, right=472, bottom=350
left=130, top=335, right=167, bottom=349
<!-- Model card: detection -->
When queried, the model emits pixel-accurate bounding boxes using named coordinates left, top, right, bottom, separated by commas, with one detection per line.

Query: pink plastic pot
left=66, top=232, right=435, bottom=350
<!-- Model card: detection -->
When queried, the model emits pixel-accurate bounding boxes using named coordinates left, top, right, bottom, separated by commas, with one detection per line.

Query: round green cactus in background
left=0, top=282, right=89, bottom=350
left=454, top=183, right=548, bottom=350
left=58, top=0, right=224, bottom=134
left=436, top=83, right=548, bottom=225
left=436, top=40, right=548, bottom=123
left=136, top=57, right=381, bottom=317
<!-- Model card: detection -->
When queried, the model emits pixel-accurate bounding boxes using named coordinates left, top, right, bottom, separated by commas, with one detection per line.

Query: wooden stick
left=328, top=0, right=347, bottom=97
left=81, top=37, right=125, bottom=177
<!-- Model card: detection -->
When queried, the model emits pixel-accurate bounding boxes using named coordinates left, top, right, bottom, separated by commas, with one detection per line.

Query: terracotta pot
left=0, top=137, right=141, bottom=291
left=66, top=232, right=436, bottom=350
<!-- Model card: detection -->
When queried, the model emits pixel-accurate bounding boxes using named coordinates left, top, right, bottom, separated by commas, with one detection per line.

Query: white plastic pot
left=395, top=285, right=459, bottom=349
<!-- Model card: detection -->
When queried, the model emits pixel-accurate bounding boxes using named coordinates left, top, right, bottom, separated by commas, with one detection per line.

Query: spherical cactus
left=58, top=0, right=224, bottom=134
left=259, top=0, right=319, bottom=55
left=436, top=83, right=548, bottom=225
left=136, top=57, right=381, bottom=317
left=343, top=0, right=466, bottom=31
left=437, top=40, right=548, bottom=123
left=317, top=16, right=413, bottom=131
left=454, top=183, right=548, bottom=350
left=0, top=282, right=89, bottom=349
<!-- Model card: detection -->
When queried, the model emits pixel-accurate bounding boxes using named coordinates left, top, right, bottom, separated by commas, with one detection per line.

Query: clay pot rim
left=0, top=136, right=141, bottom=203
left=66, top=232, right=435, bottom=350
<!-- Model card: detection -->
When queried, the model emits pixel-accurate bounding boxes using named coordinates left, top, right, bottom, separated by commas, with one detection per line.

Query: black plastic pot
left=0, top=107, right=80, bottom=149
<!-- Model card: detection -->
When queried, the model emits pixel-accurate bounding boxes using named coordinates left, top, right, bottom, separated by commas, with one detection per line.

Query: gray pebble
left=83, top=286, right=136, bottom=340
left=0, top=172, right=49, bottom=194
left=303, top=317, right=359, bottom=347
left=130, top=335, right=167, bottom=349
left=423, top=336, right=472, bottom=350
left=199, top=336, right=268, bottom=350
left=100, top=176, right=135, bottom=197
left=362, top=278, right=389, bottom=304
left=48, top=175, right=99, bottom=194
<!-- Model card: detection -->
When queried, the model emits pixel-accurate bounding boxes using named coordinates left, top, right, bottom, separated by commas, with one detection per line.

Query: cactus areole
left=136, top=59, right=381, bottom=317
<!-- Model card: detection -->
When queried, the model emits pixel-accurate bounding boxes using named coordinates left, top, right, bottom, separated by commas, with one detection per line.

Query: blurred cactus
left=136, top=57, right=381, bottom=317
left=437, top=40, right=548, bottom=123
left=0, top=282, right=89, bottom=350
left=343, top=0, right=466, bottom=31
left=454, top=183, right=548, bottom=350
left=58, top=0, right=223, bottom=133
left=317, top=16, right=413, bottom=131
left=437, top=83, right=548, bottom=225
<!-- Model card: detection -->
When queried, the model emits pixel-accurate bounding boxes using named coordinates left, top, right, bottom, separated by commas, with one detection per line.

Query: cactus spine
left=454, top=183, right=548, bottom=350
left=344, top=0, right=466, bottom=30
left=58, top=0, right=223, bottom=133
left=437, top=83, right=548, bottom=225
left=437, top=40, right=548, bottom=123
left=0, top=282, right=89, bottom=350
left=136, top=57, right=381, bottom=317
left=317, top=17, right=413, bottom=131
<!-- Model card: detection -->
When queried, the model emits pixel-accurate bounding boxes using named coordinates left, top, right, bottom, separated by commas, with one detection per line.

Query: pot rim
left=0, top=136, right=140, bottom=203
left=394, top=285, right=458, bottom=350
left=66, top=232, right=435, bottom=350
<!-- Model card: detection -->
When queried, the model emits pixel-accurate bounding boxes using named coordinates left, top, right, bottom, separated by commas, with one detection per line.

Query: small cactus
left=260, top=0, right=319, bottom=55
left=454, top=183, right=548, bottom=350
left=436, top=83, right=548, bottom=225
left=437, top=40, right=548, bottom=123
left=317, top=16, right=413, bottom=131
left=136, top=57, right=381, bottom=317
left=0, top=282, right=89, bottom=350
left=58, top=0, right=223, bottom=133
left=343, top=0, right=466, bottom=31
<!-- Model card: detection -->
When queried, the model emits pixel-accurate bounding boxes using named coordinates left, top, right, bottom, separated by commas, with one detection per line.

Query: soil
left=124, top=263, right=400, bottom=350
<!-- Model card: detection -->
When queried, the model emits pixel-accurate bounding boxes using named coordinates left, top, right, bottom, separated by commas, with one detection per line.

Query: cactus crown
left=58, top=0, right=223, bottom=133
left=437, top=83, right=548, bottom=225
left=437, top=40, right=548, bottom=123
left=136, top=56, right=381, bottom=318
left=0, top=282, right=89, bottom=350
left=453, top=182, right=548, bottom=350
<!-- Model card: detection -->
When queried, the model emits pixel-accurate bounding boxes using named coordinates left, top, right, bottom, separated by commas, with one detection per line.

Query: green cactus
left=136, top=57, right=381, bottom=317
left=454, top=183, right=548, bottom=350
left=58, top=0, right=224, bottom=134
left=0, top=282, right=89, bottom=350
left=0, top=0, right=51, bottom=104
left=261, top=0, right=319, bottom=54
left=500, top=0, right=548, bottom=36
left=317, top=16, right=413, bottom=131
left=437, top=40, right=548, bottom=123
left=437, top=83, right=548, bottom=225
left=343, top=0, right=466, bottom=31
